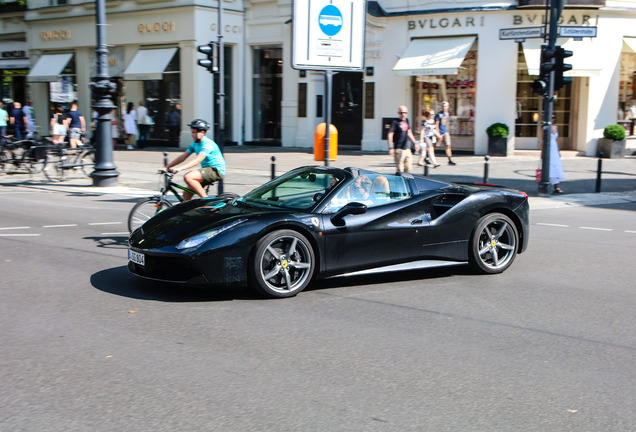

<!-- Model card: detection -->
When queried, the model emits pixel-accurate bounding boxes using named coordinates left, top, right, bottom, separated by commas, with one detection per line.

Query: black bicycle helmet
left=187, top=118, right=210, bottom=131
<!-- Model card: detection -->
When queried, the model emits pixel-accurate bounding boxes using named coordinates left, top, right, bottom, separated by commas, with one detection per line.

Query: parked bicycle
left=0, top=136, right=50, bottom=175
left=43, top=138, right=95, bottom=182
left=127, top=152, right=237, bottom=232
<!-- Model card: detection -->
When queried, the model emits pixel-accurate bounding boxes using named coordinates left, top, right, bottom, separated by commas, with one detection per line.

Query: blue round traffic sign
left=318, top=5, right=343, bottom=37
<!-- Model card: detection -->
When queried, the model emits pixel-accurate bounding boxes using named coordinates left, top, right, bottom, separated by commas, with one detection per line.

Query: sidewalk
left=2, top=146, right=636, bottom=209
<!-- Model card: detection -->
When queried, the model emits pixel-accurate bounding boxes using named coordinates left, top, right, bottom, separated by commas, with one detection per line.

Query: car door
left=320, top=175, right=428, bottom=274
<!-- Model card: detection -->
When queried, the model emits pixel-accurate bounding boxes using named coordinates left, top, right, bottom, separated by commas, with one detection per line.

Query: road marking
left=88, top=222, right=122, bottom=226
left=626, top=230, right=636, bottom=234
left=0, top=233, right=41, bottom=237
left=42, top=224, right=78, bottom=228
left=579, top=226, right=613, bottom=231
left=0, top=226, right=31, bottom=230
left=536, top=223, right=570, bottom=228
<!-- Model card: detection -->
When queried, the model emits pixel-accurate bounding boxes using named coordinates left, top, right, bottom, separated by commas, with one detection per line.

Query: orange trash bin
left=314, top=123, right=338, bottom=161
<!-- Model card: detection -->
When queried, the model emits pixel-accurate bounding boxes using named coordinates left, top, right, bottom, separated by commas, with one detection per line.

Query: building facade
left=2, top=0, right=635, bottom=155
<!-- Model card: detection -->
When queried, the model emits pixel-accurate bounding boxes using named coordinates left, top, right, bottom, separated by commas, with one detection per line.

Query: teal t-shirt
left=0, top=109, right=8, bottom=127
left=186, top=136, right=226, bottom=175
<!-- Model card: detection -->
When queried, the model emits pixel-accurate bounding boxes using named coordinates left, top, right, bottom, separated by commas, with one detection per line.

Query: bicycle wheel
left=43, top=155, right=65, bottom=182
left=0, top=149, right=10, bottom=174
left=79, top=149, right=95, bottom=177
left=128, top=197, right=173, bottom=232
left=28, top=146, right=48, bottom=174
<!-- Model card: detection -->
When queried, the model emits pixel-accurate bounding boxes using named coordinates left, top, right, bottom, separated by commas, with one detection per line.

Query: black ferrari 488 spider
left=128, top=166, right=529, bottom=298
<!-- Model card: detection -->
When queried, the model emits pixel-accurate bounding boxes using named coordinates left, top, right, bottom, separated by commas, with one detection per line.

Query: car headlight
left=177, top=219, right=246, bottom=249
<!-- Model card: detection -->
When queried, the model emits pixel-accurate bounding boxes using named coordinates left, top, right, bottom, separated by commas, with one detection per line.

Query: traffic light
left=197, top=42, right=218, bottom=73
left=532, top=45, right=556, bottom=96
left=554, top=46, right=573, bottom=91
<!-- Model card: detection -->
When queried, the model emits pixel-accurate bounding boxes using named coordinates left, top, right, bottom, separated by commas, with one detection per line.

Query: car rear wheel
left=469, top=213, right=518, bottom=274
left=250, top=229, right=315, bottom=298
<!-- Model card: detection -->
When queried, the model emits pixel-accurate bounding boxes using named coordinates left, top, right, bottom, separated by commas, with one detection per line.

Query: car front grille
left=129, top=254, right=201, bottom=283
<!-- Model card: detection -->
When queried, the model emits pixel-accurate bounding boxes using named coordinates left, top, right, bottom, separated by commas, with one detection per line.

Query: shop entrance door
left=331, top=72, right=363, bottom=148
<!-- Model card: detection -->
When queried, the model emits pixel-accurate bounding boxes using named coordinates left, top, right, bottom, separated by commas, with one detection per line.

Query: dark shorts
left=200, top=166, right=224, bottom=186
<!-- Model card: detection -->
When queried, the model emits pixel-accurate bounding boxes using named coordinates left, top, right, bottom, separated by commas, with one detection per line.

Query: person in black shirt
left=387, top=105, right=418, bottom=173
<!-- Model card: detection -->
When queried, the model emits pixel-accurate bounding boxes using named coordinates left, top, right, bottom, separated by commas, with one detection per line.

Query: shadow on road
left=92, top=263, right=475, bottom=302
left=91, top=266, right=252, bottom=302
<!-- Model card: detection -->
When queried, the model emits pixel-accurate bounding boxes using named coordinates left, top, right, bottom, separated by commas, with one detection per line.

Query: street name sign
left=292, top=0, right=367, bottom=70
left=499, top=27, right=543, bottom=41
left=558, top=26, right=597, bottom=39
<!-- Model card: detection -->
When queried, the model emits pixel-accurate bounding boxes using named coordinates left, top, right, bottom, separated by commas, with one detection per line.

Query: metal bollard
left=424, top=164, right=429, bottom=177
left=595, top=153, right=603, bottom=193
left=483, top=155, right=490, bottom=183
left=271, top=156, right=276, bottom=180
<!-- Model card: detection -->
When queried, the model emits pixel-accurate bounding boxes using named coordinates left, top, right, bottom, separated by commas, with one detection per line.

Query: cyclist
left=163, top=118, right=226, bottom=201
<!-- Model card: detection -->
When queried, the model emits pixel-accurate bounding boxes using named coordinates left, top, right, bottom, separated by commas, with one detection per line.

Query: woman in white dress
left=123, top=102, right=138, bottom=149
left=549, top=119, right=565, bottom=194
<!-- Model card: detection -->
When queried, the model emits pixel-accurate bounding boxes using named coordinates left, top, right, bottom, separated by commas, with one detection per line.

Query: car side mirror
left=330, top=202, right=367, bottom=227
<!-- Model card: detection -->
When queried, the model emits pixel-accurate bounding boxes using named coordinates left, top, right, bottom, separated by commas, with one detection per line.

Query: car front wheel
left=469, top=213, right=518, bottom=274
left=250, top=229, right=315, bottom=298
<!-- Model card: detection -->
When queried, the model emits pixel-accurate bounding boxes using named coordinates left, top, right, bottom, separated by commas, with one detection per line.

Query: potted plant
left=486, top=123, right=510, bottom=156
left=597, top=125, right=627, bottom=158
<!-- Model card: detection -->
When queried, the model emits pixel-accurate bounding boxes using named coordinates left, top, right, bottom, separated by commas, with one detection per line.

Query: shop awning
left=26, top=53, right=73, bottom=82
left=123, top=48, right=177, bottom=80
left=522, top=39, right=602, bottom=77
left=623, top=37, right=636, bottom=53
left=392, top=36, right=476, bottom=76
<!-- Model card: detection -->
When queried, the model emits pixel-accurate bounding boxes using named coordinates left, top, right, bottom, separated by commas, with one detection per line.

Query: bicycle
left=127, top=152, right=237, bottom=232
left=0, top=136, right=50, bottom=175
left=42, top=138, right=95, bottom=182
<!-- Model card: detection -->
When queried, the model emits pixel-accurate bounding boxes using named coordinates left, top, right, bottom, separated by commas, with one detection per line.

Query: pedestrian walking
left=418, top=109, right=441, bottom=168
left=549, top=116, right=565, bottom=194
left=9, top=101, right=27, bottom=140
left=123, top=102, right=138, bottom=150
left=63, top=102, right=86, bottom=148
left=435, top=101, right=457, bottom=165
left=136, top=101, right=151, bottom=149
left=50, top=106, right=67, bottom=145
left=387, top=105, right=418, bottom=173
left=0, top=102, right=9, bottom=137
left=22, top=99, right=36, bottom=139
left=167, top=103, right=181, bottom=143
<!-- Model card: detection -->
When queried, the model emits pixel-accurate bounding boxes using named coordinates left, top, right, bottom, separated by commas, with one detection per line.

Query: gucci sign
left=138, top=22, right=176, bottom=33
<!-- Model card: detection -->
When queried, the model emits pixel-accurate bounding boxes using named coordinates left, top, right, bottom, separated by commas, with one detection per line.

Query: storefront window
left=618, top=45, right=636, bottom=136
left=414, top=49, right=477, bottom=137
left=49, top=57, right=76, bottom=108
left=1, top=70, right=28, bottom=104
left=516, top=45, right=571, bottom=143
left=252, top=47, right=282, bottom=143
left=143, top=51, right=180, bottom=145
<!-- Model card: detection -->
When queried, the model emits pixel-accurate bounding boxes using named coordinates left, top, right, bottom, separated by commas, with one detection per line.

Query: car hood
left=129, top=198, right=277, bottom=249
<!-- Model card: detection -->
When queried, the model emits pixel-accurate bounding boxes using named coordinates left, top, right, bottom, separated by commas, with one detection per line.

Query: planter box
left=597, top=138, right=626, bottom=158
left=488, top=137, right=508, bottom=156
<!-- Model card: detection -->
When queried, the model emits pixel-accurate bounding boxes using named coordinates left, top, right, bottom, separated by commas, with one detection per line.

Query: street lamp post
left=90, top=0, right=119, bottom=187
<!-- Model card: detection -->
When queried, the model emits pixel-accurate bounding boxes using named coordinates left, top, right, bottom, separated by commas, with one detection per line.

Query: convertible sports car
left=128, top=166, right=529, bottom=298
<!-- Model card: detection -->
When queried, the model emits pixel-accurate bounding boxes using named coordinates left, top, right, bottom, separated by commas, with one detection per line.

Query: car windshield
left=239, top=167, right=345, bottom=211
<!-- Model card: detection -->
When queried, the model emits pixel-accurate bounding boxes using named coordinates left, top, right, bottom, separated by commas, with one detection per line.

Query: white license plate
left=128, top=249, right=145, bottom=266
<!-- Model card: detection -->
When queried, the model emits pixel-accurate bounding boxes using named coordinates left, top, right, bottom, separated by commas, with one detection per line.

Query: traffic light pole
left=216, top=0, right=225, bottom=194
left=538, top=0, right=561, bottom=195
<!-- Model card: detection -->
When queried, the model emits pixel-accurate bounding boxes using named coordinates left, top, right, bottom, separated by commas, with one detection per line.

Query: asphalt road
left=1, top=186, right=636, bottom=431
